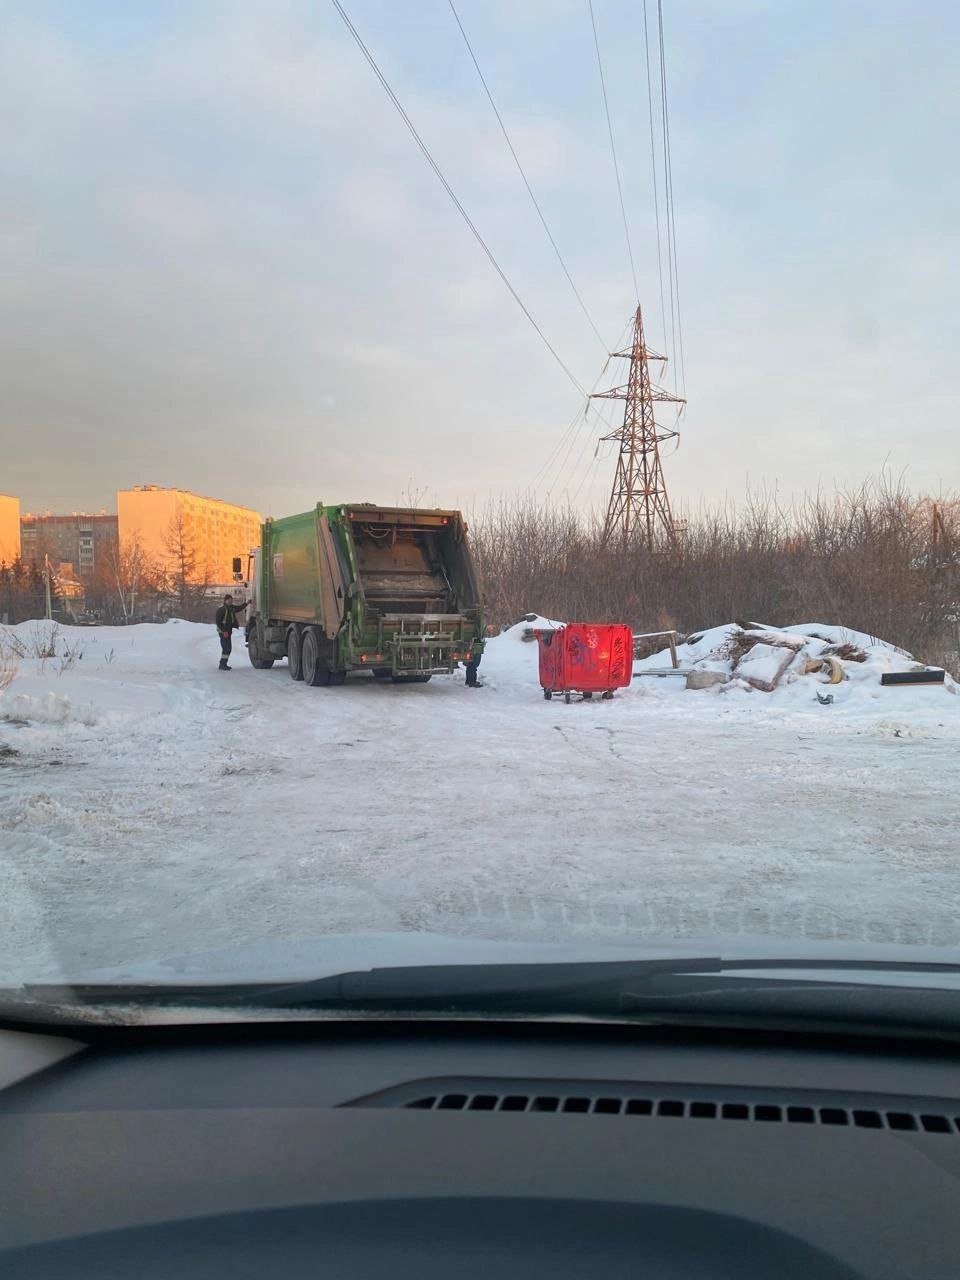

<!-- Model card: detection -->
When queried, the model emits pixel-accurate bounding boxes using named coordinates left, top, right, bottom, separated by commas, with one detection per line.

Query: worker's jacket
left=215, top=604, right=244, bottom=634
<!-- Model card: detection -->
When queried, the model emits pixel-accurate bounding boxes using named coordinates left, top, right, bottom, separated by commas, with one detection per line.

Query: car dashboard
left=2, top=1017, right=959, bottom=1278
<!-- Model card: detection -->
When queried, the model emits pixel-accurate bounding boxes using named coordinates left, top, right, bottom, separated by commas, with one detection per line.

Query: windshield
left=0, top=2, right=958, bottom=1017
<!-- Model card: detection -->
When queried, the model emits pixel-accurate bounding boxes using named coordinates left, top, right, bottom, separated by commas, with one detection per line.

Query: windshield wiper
left=10, top=957, right=960, bottom=1036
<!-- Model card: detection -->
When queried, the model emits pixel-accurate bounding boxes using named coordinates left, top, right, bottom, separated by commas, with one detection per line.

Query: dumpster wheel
left=543, top=689, right=553, bottom=700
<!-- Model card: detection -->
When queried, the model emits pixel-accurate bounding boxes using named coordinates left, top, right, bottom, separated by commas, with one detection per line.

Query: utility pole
left=43, top=554, right=53, bottom=621
left=591, top=304, right=685, bottom=549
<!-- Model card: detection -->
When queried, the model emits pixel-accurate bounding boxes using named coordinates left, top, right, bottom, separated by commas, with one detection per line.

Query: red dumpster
left=534, top=623, right=633, bottom=702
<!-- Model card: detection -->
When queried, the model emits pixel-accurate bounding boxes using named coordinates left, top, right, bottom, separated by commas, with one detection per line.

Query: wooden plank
left=880, top=670, right=946, bottom=686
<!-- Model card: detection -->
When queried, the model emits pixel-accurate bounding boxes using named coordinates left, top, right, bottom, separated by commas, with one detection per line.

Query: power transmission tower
left=591, top=304, right=685, bottom=549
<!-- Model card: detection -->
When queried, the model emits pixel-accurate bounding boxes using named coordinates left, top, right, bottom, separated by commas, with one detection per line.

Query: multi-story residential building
left=117, top=486, right=262, bottom=584
left=19, top=512, right=118, bottom=578
left=0, top=495, right=20, bottom=564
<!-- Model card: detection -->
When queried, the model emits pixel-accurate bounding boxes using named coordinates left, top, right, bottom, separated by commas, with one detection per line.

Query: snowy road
left=2, top=619, right=960, bottom=981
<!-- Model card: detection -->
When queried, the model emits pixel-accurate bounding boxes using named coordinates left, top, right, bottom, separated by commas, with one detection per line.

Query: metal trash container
left=535, top=623, right=633, bottom=702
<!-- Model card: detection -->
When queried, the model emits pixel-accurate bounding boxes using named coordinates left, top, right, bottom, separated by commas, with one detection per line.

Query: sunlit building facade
left=0, top=495, right=20, bottom=564
left=117, top=486, right=262, bottom=584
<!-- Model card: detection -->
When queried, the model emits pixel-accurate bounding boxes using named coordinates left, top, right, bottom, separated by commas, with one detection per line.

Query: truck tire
left=301, top=628, right=331, bottom=687
left=287, top=627, right=304, bottom=681
left=247, top=626, right=275, bottom=670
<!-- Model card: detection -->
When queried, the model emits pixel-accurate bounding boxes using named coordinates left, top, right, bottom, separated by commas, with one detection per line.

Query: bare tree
left=470, top=477, right=960, bottom=674
left=162, top=510, right=212, bottom=621
left=96, top=533, right=163, bottom=623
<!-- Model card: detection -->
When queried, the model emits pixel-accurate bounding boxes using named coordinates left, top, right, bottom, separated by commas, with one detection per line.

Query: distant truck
left=244, top=504, right=485, bottom=686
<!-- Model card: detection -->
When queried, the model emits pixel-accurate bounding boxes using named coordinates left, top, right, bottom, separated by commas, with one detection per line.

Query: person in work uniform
left=465, top=623, right=497, bottom=687
left=215, top=594, right=249, bottom=671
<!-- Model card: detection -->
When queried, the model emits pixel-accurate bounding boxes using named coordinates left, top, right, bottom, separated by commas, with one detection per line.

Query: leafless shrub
left=56, top=640, right=84, bottom=675
left=29, top=622, right=60, bottom=661
left=471, top=477, right=960, bottom=675
left=0, top=628, right=27, bottom=660
left=0, top=654, right=16, bottom=694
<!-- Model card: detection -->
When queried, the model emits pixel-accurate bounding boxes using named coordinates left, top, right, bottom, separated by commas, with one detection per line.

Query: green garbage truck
left=244, top=503, right=485, bottom=686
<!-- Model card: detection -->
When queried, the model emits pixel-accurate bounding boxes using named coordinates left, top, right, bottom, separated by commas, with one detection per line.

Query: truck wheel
left=247, top=628, right=275, bottom=670
left=287, top=628, right=304, bottom=681
left=301, top=628, right=331, bottom=687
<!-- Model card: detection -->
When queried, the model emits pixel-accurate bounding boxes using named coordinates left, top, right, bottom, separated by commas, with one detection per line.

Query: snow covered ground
left=1, top=616, right=959, bottom=983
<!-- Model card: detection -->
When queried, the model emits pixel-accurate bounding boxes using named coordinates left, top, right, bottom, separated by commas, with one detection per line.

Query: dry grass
left=0, top=655, right=16, bottom=694
left=822, top=642, right=868, bottom=663
left=470, top=478, right=960, bottom=675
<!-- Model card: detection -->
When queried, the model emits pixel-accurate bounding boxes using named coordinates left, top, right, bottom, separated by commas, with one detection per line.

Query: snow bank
left=636, top=619, right=958, bottom=707
left=480, top=612, right=958, bottom=721
left=478, top=614, right=563, bottom=690
left=0, top=691, right=97, bottom=726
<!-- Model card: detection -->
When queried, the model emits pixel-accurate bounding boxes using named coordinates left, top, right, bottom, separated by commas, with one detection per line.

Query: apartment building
left=117, top=486, right=262, bottom=584
left=0, top=495, right=20, bottom=564
left=19, top=511, right=118, bottom=578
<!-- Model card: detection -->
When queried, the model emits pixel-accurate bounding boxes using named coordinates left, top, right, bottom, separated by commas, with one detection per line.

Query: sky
left=1, top=0, right=958, bottom=519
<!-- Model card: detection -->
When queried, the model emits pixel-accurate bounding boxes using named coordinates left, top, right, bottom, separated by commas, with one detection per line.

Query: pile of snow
left=482, top=613, right=958, bottom=716
left=477, top=614, right=563, bottom=691
left=637, top=620, right=958, bottom=703
left=0, top=691, right=97, bottom=726
left=0, top=617, right=217, bottom=728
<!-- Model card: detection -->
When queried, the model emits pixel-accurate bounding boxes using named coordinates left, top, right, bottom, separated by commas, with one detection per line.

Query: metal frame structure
left=592, top=304, right=685, bottom=549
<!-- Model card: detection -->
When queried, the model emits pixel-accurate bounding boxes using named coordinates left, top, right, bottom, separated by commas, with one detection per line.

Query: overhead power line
left=642, top=0, right=668, bottom=361
left=448, top=0, right=609, bottom=354
left=533, top=313, right=633, bottom=496
left=330, top=0, right=587, bottom=398
left=657, top=0, right=685, bottom=397
left=587, top=0, right=639, bottom=304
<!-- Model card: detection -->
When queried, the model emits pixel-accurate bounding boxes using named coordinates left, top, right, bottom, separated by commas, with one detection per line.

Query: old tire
left=247, top=628, right=275, bottom=670
left=287, top=627, right=304, bottom=681
left=301, top=629, right=331, bottom=687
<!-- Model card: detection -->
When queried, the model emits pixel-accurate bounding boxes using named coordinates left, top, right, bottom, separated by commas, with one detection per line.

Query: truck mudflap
left=379, top=613, right=478, bottom=675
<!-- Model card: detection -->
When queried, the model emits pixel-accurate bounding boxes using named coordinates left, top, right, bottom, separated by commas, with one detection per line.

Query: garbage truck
left=244, top=503, right=485, bottom=686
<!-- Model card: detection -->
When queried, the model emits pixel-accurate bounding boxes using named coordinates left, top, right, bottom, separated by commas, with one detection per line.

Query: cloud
left=0, top=0, right=957, bottom=518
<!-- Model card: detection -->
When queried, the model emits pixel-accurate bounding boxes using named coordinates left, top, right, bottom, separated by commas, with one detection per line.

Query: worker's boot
left=219, top=658, right=230, bottom=671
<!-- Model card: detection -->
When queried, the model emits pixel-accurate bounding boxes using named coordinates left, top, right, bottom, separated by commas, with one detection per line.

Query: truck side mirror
left=232, top=557, right=242, bottom=575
